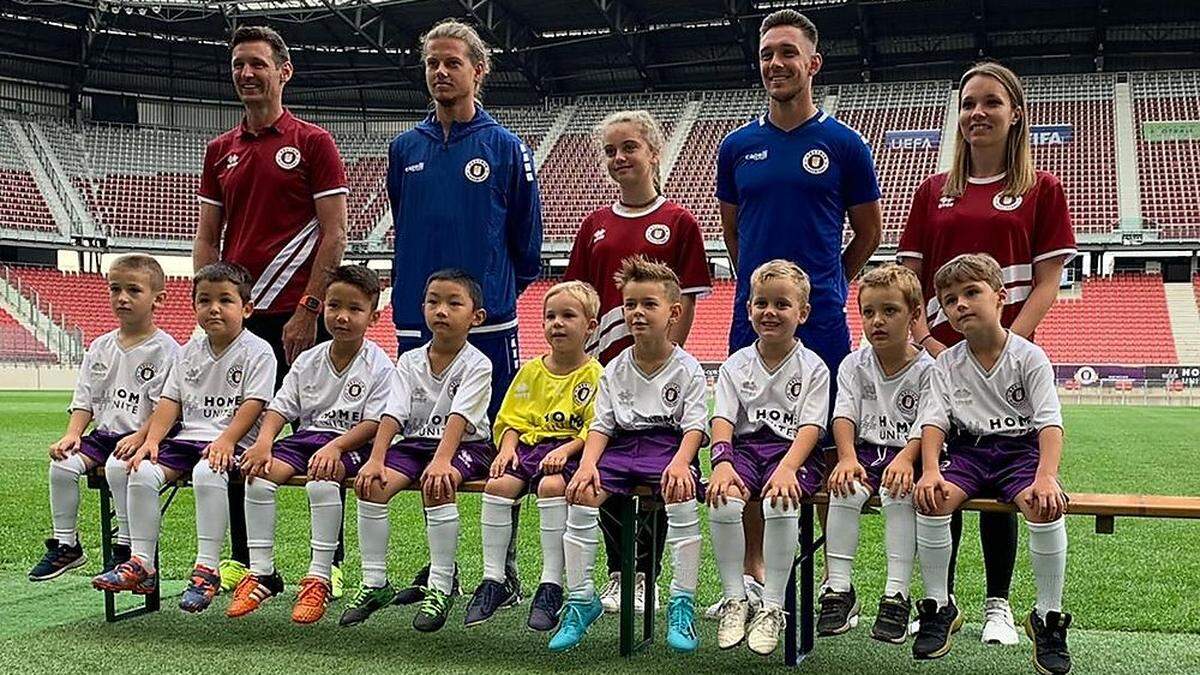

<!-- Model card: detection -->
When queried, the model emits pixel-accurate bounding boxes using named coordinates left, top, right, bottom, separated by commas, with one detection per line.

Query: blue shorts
left=398, top=323, right=519, bottom=421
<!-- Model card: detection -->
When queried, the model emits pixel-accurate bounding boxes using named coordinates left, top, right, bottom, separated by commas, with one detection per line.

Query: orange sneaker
left=225, top=571, right=285, bottom=618
left=291, top=576, right=331, bottom=624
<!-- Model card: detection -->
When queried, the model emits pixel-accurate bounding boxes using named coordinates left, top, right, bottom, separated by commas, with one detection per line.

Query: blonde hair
left=110, top=254, right=166, bottom=292
left=594, top=110, right=666, bottom=195
left=421, top=19, right=491, bottom=95
left=544, top=280, right=600, bottom=321
left=933, top=253, right=1004, bottom=294
left=859, top=263, right=923, bottom=315
left=750, top=259, right=810, bottom=306
left=943, top=62, right=1035, bottom=199
left=614, top=255, right=681, bottom=303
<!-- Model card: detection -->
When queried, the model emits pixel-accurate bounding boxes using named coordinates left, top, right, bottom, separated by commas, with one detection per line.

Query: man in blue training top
left=387, top=18, right=543, bottom=607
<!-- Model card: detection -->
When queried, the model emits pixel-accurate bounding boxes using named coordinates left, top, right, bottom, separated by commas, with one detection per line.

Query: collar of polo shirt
left=239, top=107, right=297, bottom=138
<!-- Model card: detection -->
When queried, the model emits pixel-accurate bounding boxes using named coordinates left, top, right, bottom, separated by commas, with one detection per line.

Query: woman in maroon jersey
left=563, top=109, right=712, bottom=615
left=897, top=61, right=1076, bottom=645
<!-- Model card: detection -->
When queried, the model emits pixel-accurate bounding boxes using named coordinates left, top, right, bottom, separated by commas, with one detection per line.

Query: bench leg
left=642, top=500, right=657, bottom=646
left=96, top=474, right=162, bottom=622
left=784, top=502, right=818, bottom=667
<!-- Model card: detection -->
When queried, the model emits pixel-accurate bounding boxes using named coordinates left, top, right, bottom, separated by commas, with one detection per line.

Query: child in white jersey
left=706, top=259, right=830, bottom=656
left=227, top=265, right=393, bottom=624
left=820, top=263, right=932, bottom=643
left=911, top=254, right=1071, bottom=675
left=344, top=269, right=495, bottom=633
left=31, top=255, right=178, bottom=584
left=91, top=262, right=276, bottom=613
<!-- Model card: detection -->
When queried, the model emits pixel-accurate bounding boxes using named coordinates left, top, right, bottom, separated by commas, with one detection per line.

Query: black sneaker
left=871, top=593, right=912, bottom=644
left=527, top=582, right=564, bottom=631
left=29, top=538, right=87, bottom=581
left=464, top=579, right=520, bottom=627
left=912, top=598, right=963, bottom=660
left=393, top=564, right=462, bottom=606
left=816, top=586, right=860, bottom=636
left=413, top=586, right=454, bottom=632
left=103, top=543, right=132, bottom=574
left=1026, top=609, right=1072, bottom=675
left=339, top=583, right=396, bottom=627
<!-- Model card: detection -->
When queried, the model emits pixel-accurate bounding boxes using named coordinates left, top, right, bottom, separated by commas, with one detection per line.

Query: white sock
left=306, top=480, right=342, bottom=582
left=537, top=496, right=568, bottom=586
left=357, top=500, right=390, bottom=588
left=104, top=454, right=131, bottom=546
left=824, top=482, right=870, bottom=593
left=707, top=498, right=748, bottom=600
left=916, top=513, right=953, bottom=607
left=761, top=499, right=799, bottom=609
left=49, top=454, right=88, bottom=547
left=563, top=504, right=601, bottom=601
left=191, top=461, right=229, bottom=570
left=127, top=462, right=165, bottom=570
left=244, top=479, right=278, bottom=576
left=666, top=500, right=702, bottom=597
left=1027, top=518, right=1067, bottom=618
left=426, top=503, right=460, bottom=594
left=879, top=488, right=916, bottom=598
left=480, top=494, right=515, bottom=583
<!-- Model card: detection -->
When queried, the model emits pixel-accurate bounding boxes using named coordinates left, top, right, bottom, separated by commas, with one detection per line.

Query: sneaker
left=1026, top=610, right=1072, bottom=675
left=393, top=564, right=461, bottom=605
left=527, top=582, right=564, bottom=631
left=179, top=564, right=221, bottom=613
left=633, top=571, right=659, bottom=614
left=339, top=583, right=395, bottom=627
left=982, top=597, right=1020, bottom=645
left=548, top=594, right=603, bottom=652
left=912, top=598, right=964, bottom=660
left=705, top=575, right=762, bottom=620
left=29, top=538, right=87, bottom=581
left=291, top=576, right=331, bottom=624
left=909, top=593, right=956, bottom=635
left=871, top=593, right=912, bottom=644
left=747, top=604, right=786, bottom=655
left=598, top=572, right=621, bottom=613
left=226, top=571, right=285, bottom=618
left=103, top=543, right=132, bottom=574
left=716, top=597, right=749, bottom=649
left=817, top=586, right=860, bottom=636
left=329, top=564, right=345, bottom=600
left=218, top=559, right=249, bottom=592
left=464, top=579, right=519, bottom=627
left=92, top=556, right=154, bottom=593
left=413, top=585, right=454, bottom=632
left=665, top=593, right=699, bottom=653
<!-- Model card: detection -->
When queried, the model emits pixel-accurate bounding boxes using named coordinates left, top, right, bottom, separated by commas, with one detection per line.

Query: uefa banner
left=1142, top=121, right=1200, bottom=141
left=884, top=129, right=940, bottom=150
left=1029, top=124, right=1073, bottom=145
left=1055, top=364, right=1200, bottom=385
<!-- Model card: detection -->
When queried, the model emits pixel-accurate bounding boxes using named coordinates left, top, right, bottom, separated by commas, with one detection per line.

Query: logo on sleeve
left=572, top=382, right=595, bottom=405
left=992, top=193, right=1023, bottom=212
left=644, top=223, right=671, bottom=245
left=1005, top=383, right=1027, bottom=407
left=136, top=362, right=157, bottom=384
left=744, top=149, right=768, bottom=162
left=344, top=378, right=366, bottom=402
left=894, top=387, right=920, bottom=422
left=90, top=361, right=110, bottom=378
left=275, top=146, right=301, bottom=170
left=802, top=149, right=830, bottom=175
left=465, top=158, right=491, bottom=183
left=937, top=196, right=956, bottom=209
left=661, top=382, right=681, bottom=405
left=785, top=376, right=804, bottom=402
left=226, top=365, right=244, bottom=388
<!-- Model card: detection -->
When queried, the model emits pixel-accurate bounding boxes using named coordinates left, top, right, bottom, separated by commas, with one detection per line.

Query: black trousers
left=947, top=510, right=1019, bottom=599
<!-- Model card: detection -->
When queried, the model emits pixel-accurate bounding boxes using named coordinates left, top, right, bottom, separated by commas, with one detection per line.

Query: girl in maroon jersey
left=896, top=61, right=1075, bottom=647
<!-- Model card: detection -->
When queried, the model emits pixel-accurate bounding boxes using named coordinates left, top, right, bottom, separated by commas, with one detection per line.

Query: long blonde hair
left=593, top=110, right=666, bottom=195
left=943, top=62, right=1035, bottom=199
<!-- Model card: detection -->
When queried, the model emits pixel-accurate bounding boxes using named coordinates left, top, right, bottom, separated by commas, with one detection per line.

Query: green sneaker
left=330, top=564, right=345, bottom=600
left=218, top=559, right=249, bottom=592
left=413, top=586, right=454, bottom=632
left=338, top=583, right=395, bottom=627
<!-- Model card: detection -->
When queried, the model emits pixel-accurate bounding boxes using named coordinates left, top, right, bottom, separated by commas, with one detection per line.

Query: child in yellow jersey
left=464, top=281, right=604, bottom=632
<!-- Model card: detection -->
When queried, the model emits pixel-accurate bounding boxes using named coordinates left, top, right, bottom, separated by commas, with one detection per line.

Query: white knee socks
left=916, top=513, right=953, bottom=606
left=426, top=503, right=460, bottom=594
left=244, top=478, right=279, bottom=575
left=104, top=454, right=131, bottom=546
left=537, top=496, right=568, bottom=586
left=357, top=500, right=390, bottom=588
left=879, top=488, right=916, bottom=598
left=191, top=461, right=229, bottom=569
left=306, top=480, right=342, bottom=582
left=761, top=500, right=800, bottom=609
left=665, top=500, right=702, bottom=597
left=480, top=494, right=515, bottom=583
left=49, top=454, right=88, bottom=547
left=127, top=462, right=166, bottom=569
left=707, top=498, right=748, bottom=600
left=824, top=482, right=870, bottom=593
left=1028, top=518, right=1067, bottom=618
left=564, top=504, right=601, bottom=601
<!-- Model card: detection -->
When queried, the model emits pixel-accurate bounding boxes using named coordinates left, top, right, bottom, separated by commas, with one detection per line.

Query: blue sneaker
left=548, top=594, right=603, bottom=652
left=666, top=593, right=699, bottom=653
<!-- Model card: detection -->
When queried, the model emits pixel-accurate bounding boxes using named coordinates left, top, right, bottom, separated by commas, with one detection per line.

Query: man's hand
left=282, top=309, right=318, bottom=365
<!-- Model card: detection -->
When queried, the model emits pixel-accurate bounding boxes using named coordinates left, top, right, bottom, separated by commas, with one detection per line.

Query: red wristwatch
left=298, top=294, right=323, bottom=314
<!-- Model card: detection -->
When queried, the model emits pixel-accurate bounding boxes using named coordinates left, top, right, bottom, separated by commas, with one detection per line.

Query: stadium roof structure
left=1, top=0, right=1198, bottom=109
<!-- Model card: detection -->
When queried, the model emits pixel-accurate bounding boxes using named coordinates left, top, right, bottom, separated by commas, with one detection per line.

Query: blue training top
left=387, top=105, right=543, bottom=334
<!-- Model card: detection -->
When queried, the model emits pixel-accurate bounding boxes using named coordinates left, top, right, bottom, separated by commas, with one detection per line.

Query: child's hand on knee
left=49, top=434, right=81, bottom=460
left=308, top=444, right=343, bottom=481
left=566, top=463, right=600, bottom=503
left=489, top=448, right=517, bottom=479
left=1027, top=474, right=1067, bottom=521
left=355, top=459, right=387, bottom=500
left=762, top=464, right=802, bottom=510
left=421, top=458, right=456, bottom=502
left=914, top=471, right=951, bottom=514
left=660, top=460, right=695, bottom=503
left=540, top=447, right=571, bottom=475
left=881, top=457, right=915, bottom=498
left=705, top=462, right=746, bottom=507
left=828, top=459, right=867, bottom=497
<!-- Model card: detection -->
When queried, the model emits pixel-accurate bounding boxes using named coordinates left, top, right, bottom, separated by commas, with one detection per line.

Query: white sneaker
left=747, top=605, right=786, bottom=655
left=716, top=597, right=749, bottom=649
left=705, top=596, right=735, bottom=621
left=981, top=597, right=1019, bottom=645
left=599, top=572, right=621, bottom=614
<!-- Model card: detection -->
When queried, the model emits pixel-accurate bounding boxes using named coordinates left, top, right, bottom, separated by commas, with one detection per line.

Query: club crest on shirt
left=135, top=361, right=157, bottom=384
left=662, top=382, right=681, bottom=405
left=785, top=376, right=804, bottom=402
left=344, top=378, right=366, bottom=402
left=895, top=387, right=920, bottom=421
left=465, top=158, right=490, bottom=183
left=275, top=146, right=301, bottom=170
left=226, top=365, right=244, bottom=388
left=572, top=382, right=595, bottom=405
left=992, top=193, right=1023, bottom=212
left=1005, top=382, right=1027, bottom=407
left=644, top=223, right=671, bottom=245
left=802, top=149, right=830, bottom=175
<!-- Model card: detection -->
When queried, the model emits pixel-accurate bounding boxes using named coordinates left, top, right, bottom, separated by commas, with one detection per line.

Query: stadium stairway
left=1164, top=282, right=1200, bottom=361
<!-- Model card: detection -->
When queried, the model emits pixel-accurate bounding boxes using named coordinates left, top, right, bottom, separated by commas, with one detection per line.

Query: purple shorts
left=156, top=438, right=207, bottom=473
left=272, top=430, right=367, bottom=478
left=856, top=443, right=911, bottom=493
left=504, top=439, right=579, bottom=488
left=941, top=432, right=1043, bottom=503
left=597, top=430, right=702, bottom=499
left=78, top=430, right=123, bottom=465
left=384, top=438, right=494, bottom=483
left=722, top=430, right=826, bottom=497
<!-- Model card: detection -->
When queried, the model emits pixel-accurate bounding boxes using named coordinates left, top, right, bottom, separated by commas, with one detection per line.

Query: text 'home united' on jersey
left=590, top=345, right=708, bottom=440
left=70, top=329, right=180, bottom=434
left=384, top=342, right=493, bottom=443
left=833, top=345, right=934, bottom=447
left=713, top=340, right=831, bottom=441
left=268, top=340, right=394, bottom=435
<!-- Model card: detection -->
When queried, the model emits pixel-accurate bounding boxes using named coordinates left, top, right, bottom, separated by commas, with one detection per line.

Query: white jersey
left=70, top=329, right=179, bottom=434
left=916, top=332, right=1062, bottom=439
left=160, top=328, right=277, bottom=447
left=385, top=341, right=492, bottom=443
left=268, top=339, right=394, bottom=435
left=591, top=345, right=708, bottom=440
left=832, top=345, right=933, bottom=447
left=713, top=340, right=830, bottom=441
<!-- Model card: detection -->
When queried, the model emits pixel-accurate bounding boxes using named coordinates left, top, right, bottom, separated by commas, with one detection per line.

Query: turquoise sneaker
left=666, top=593, right=699, bottom=653
left=548, top=594, right=603, bottom=652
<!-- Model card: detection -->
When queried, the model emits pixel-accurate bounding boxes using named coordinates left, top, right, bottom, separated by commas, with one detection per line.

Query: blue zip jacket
left=387, top=105, right=543, bottom=333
